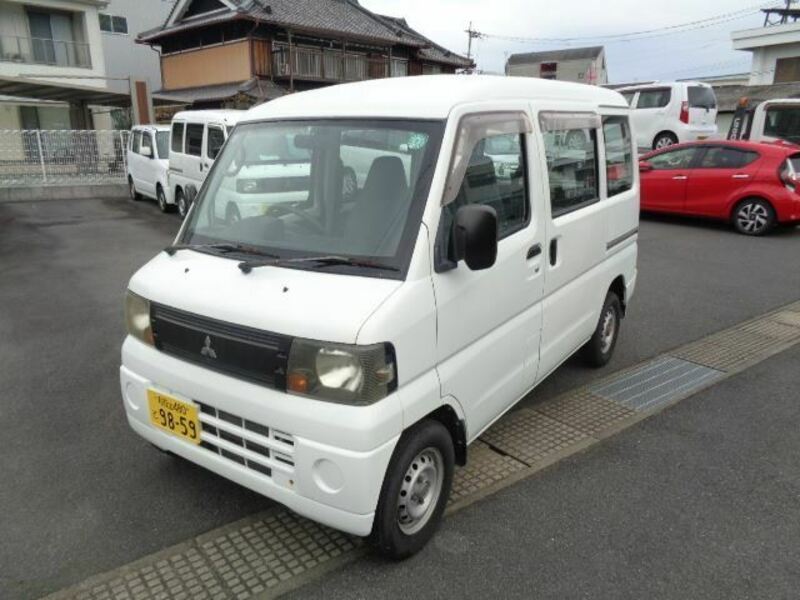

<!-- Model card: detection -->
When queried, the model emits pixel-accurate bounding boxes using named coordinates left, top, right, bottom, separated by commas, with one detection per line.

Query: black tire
left=225, top=203, right=241, bottom=224
left=176, top=188, right=188, bottom=219
left=128, top=177, right=141, bottom=201
left=157, top=185, right=171, bottom=213
left=369, top=419, right=454, bottom=560
left=732, top=198, right=775, bottom=236
left=581, top=291, right=622, bottom=368
left=652, top=132, right=678, bottom=150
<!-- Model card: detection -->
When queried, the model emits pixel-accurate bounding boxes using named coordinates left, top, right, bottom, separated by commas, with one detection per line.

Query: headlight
left=286, top=338, right=396, bottom=405
left=125, top=290, right=154, bottom=346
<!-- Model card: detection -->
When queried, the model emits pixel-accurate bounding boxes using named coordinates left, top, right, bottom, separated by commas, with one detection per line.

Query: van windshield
left=180, top=119, right=444, bottom=276
left=764, top=106, right=800, bottom=144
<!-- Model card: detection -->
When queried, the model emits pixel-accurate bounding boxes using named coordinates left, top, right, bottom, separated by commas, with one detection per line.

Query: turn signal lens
left=124, top=290, right=154, bottom=346
left=287, top=371, right=310, bottom=394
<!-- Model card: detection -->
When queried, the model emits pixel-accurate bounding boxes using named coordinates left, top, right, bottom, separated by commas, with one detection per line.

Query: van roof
left=241, top=75, right=627, bottom=122
left=132, top=124, right=170, bottom=132
left=617, top=80, right=710, bottom=92
left=172, top=109, right=245, bottom=125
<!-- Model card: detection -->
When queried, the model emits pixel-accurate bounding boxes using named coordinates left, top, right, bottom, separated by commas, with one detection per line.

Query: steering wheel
left=267, top=204, right=325, bottom=234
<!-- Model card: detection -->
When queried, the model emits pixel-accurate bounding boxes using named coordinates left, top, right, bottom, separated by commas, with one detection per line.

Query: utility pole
left=465, top=22, right=483, bottom=72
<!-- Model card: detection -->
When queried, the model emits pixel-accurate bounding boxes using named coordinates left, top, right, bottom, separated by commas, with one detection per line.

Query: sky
left=360, top=0, right=777, bottom=83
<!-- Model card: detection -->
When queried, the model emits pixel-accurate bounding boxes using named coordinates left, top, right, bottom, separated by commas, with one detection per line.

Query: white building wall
left=747, top=43, right=800, bottom=85
left=507, top=56, right=607, bottom=85
left=732, top=22, right=800, bottom=85
left=0, top=0, right=107, bottom=88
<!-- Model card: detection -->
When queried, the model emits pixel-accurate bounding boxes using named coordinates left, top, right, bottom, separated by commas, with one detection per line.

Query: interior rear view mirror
left=452, top=205, right=498, bottom=271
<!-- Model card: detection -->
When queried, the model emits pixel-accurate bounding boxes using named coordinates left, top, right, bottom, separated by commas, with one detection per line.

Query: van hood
left=128, top=251, right=402, bottom=344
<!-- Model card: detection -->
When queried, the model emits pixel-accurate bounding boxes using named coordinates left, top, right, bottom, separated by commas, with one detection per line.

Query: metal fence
left=0, top=130, right=129, bottom=187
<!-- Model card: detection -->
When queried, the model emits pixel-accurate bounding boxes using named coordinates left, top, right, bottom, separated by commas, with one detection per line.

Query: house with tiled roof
left=137, top=0, right=473, bottom=108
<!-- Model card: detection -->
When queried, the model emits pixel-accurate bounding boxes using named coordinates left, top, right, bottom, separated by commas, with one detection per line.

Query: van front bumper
left=120, top=337, right=404, bottom=537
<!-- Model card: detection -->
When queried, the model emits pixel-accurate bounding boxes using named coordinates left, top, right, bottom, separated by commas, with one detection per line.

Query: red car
left=639, top=140, right=800, bottom=235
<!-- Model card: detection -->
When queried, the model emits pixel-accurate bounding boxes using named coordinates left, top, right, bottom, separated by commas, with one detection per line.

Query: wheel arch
left=418, top=403, right=467, bottom=467
left=729, top=194, right=776, bottom=222
left=608, top=275, right=627, bottom=316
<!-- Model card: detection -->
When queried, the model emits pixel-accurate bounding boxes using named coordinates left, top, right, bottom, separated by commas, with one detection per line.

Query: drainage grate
left=589, top=356, right=724, bottom=412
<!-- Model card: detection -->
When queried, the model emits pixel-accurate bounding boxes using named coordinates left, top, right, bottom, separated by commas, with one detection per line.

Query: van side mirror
left=451, top=205, right=498, bottom=271
left=639, top=161, right=653, bottom=173
left=141, top=146, right=153, bottom=159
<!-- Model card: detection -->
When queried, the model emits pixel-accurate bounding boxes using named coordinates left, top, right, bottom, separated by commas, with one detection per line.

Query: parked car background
left=639, top=140, right=800, bottom=235
left=127, top=125, right=172, bottom=213
left=168, top=110, right=245, bottom=218
left=618, top=81, right=718, bottom=150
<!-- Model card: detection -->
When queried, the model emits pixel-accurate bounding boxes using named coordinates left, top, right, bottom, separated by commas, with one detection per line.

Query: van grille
left=150, top=304, right=292, bottom=388
left=195, top=400, right=295, bottom=479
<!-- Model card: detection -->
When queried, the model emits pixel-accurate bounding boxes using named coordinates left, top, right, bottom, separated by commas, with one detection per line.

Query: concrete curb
left=0, top=184, right=128, bottom=203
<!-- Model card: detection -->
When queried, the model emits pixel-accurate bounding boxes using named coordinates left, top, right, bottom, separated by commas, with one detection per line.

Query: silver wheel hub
left=397, top=447, right=444, bottom=535
left=600, top=307, right=617, bottom=354
left=655, top=137, right=673, bottom=149
left=737, top=203, right=768, bottom=233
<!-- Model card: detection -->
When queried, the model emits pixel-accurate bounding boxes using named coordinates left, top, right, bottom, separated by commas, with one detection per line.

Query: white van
left=127, top=125, right=172, bottom=212
left=121, top=76, right=639, bottom=558
left=617, top=81, right=718, bottom=150
left=168, top=110, right=245, bottom=218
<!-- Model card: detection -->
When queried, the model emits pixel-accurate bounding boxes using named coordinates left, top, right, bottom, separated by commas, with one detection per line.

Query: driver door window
left=206, top=125, right=225, bottom=161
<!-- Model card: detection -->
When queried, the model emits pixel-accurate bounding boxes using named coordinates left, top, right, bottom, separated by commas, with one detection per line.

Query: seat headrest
left=363, top=156, right=408, bottom=197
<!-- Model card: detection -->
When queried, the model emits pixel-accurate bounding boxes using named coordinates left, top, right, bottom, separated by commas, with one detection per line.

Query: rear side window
left=171, top=122, right=184, bottom=153
left=648, top=147, right=697, bottom=170
left=688, top=86, right=716, bottom=109
left=602, top=116, right=634, bottom=196
left=132, top=130, right=141, bottom=153
left=620, top=91, right=636, bottom=106
left=698, top=147, right=758, bottom=169
left=206, top=126, right=225, bottom=160
left=185, top=123, right=204, bottom=157
left=636, top=88, right=671, bottom=109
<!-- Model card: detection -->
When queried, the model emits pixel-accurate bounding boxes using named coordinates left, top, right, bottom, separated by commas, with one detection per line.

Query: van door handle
left=526, top=243, right=542, bottom=259
left=549, top=239, right=558, bottom=266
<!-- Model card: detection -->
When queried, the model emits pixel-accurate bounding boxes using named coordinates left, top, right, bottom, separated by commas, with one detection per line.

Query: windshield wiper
left=164, top=243, right=279, bottom=259
left=238, top=255, right=400, bottom=274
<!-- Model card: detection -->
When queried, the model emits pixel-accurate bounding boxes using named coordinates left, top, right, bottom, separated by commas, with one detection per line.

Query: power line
left=479, top=1, right=775, bottom=45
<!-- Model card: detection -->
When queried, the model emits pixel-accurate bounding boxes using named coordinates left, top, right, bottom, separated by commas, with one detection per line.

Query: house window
left=99, top=14, right=128, bottom=34
left=774, top=57, right=800, bottom=83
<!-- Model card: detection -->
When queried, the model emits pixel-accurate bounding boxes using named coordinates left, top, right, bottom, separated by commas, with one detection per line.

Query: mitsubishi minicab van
left=121, top=75, right=639, bottom=558
left=168, top=110, right=245, bottom=218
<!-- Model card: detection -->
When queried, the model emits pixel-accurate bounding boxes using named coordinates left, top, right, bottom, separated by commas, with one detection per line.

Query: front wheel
left=128, top=177, right=141, bottom=201
left=581, top=291, right=622, bottom=368
left=733, top=198, right=775, bottom=236
left=157, top=185, right=170, bottom=213
left=369, top=420, right=454, bottom=559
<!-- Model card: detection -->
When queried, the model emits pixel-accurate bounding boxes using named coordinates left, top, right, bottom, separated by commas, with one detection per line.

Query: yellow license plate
left=147, top=390, right=202, bottom=445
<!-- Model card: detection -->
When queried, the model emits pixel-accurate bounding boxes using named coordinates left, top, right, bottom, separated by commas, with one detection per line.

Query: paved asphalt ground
left=0, top=196, right=798, bottom=599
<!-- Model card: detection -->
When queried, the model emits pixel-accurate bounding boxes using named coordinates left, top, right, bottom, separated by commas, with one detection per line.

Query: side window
left=440, top=112, right=532, bottom=256
left=132, top=130, right=141, bottom=153
left=206, top=126, right=225, bottom=160
left=648, top=147, right=697, bottom=170
left=140, top=132, right=153, bottom=155
left=541, top=112, right=600, bottom=217
left=185, top=123, right=204, bottom=157
left=620, top=91, right=636, bottom=106
left=602, top=116, right=634, bottom=197
left=636, top=88, right=671, bottom=109
left=698, top=147, right=759, bottom=169
left=171, top=122, right=184, bottom=154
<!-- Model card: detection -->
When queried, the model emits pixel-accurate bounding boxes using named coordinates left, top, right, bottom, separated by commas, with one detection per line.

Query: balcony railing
left=0, top=35, right=92, bottom=68
left=271, top=43, right=407, bottom=82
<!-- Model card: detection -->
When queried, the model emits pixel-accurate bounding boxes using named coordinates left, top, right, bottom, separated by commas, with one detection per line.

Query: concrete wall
left=99, top=0, right=172, bottom=94
left=0, top=0, right=107, bottom=88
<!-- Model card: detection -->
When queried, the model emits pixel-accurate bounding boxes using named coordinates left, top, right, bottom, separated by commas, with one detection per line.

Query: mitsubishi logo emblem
left=200, top=335, right=217, bottom=359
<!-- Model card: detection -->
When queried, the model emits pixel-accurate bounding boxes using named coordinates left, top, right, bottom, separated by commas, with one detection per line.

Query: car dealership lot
left=1, top=197, right=798, bottom=599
